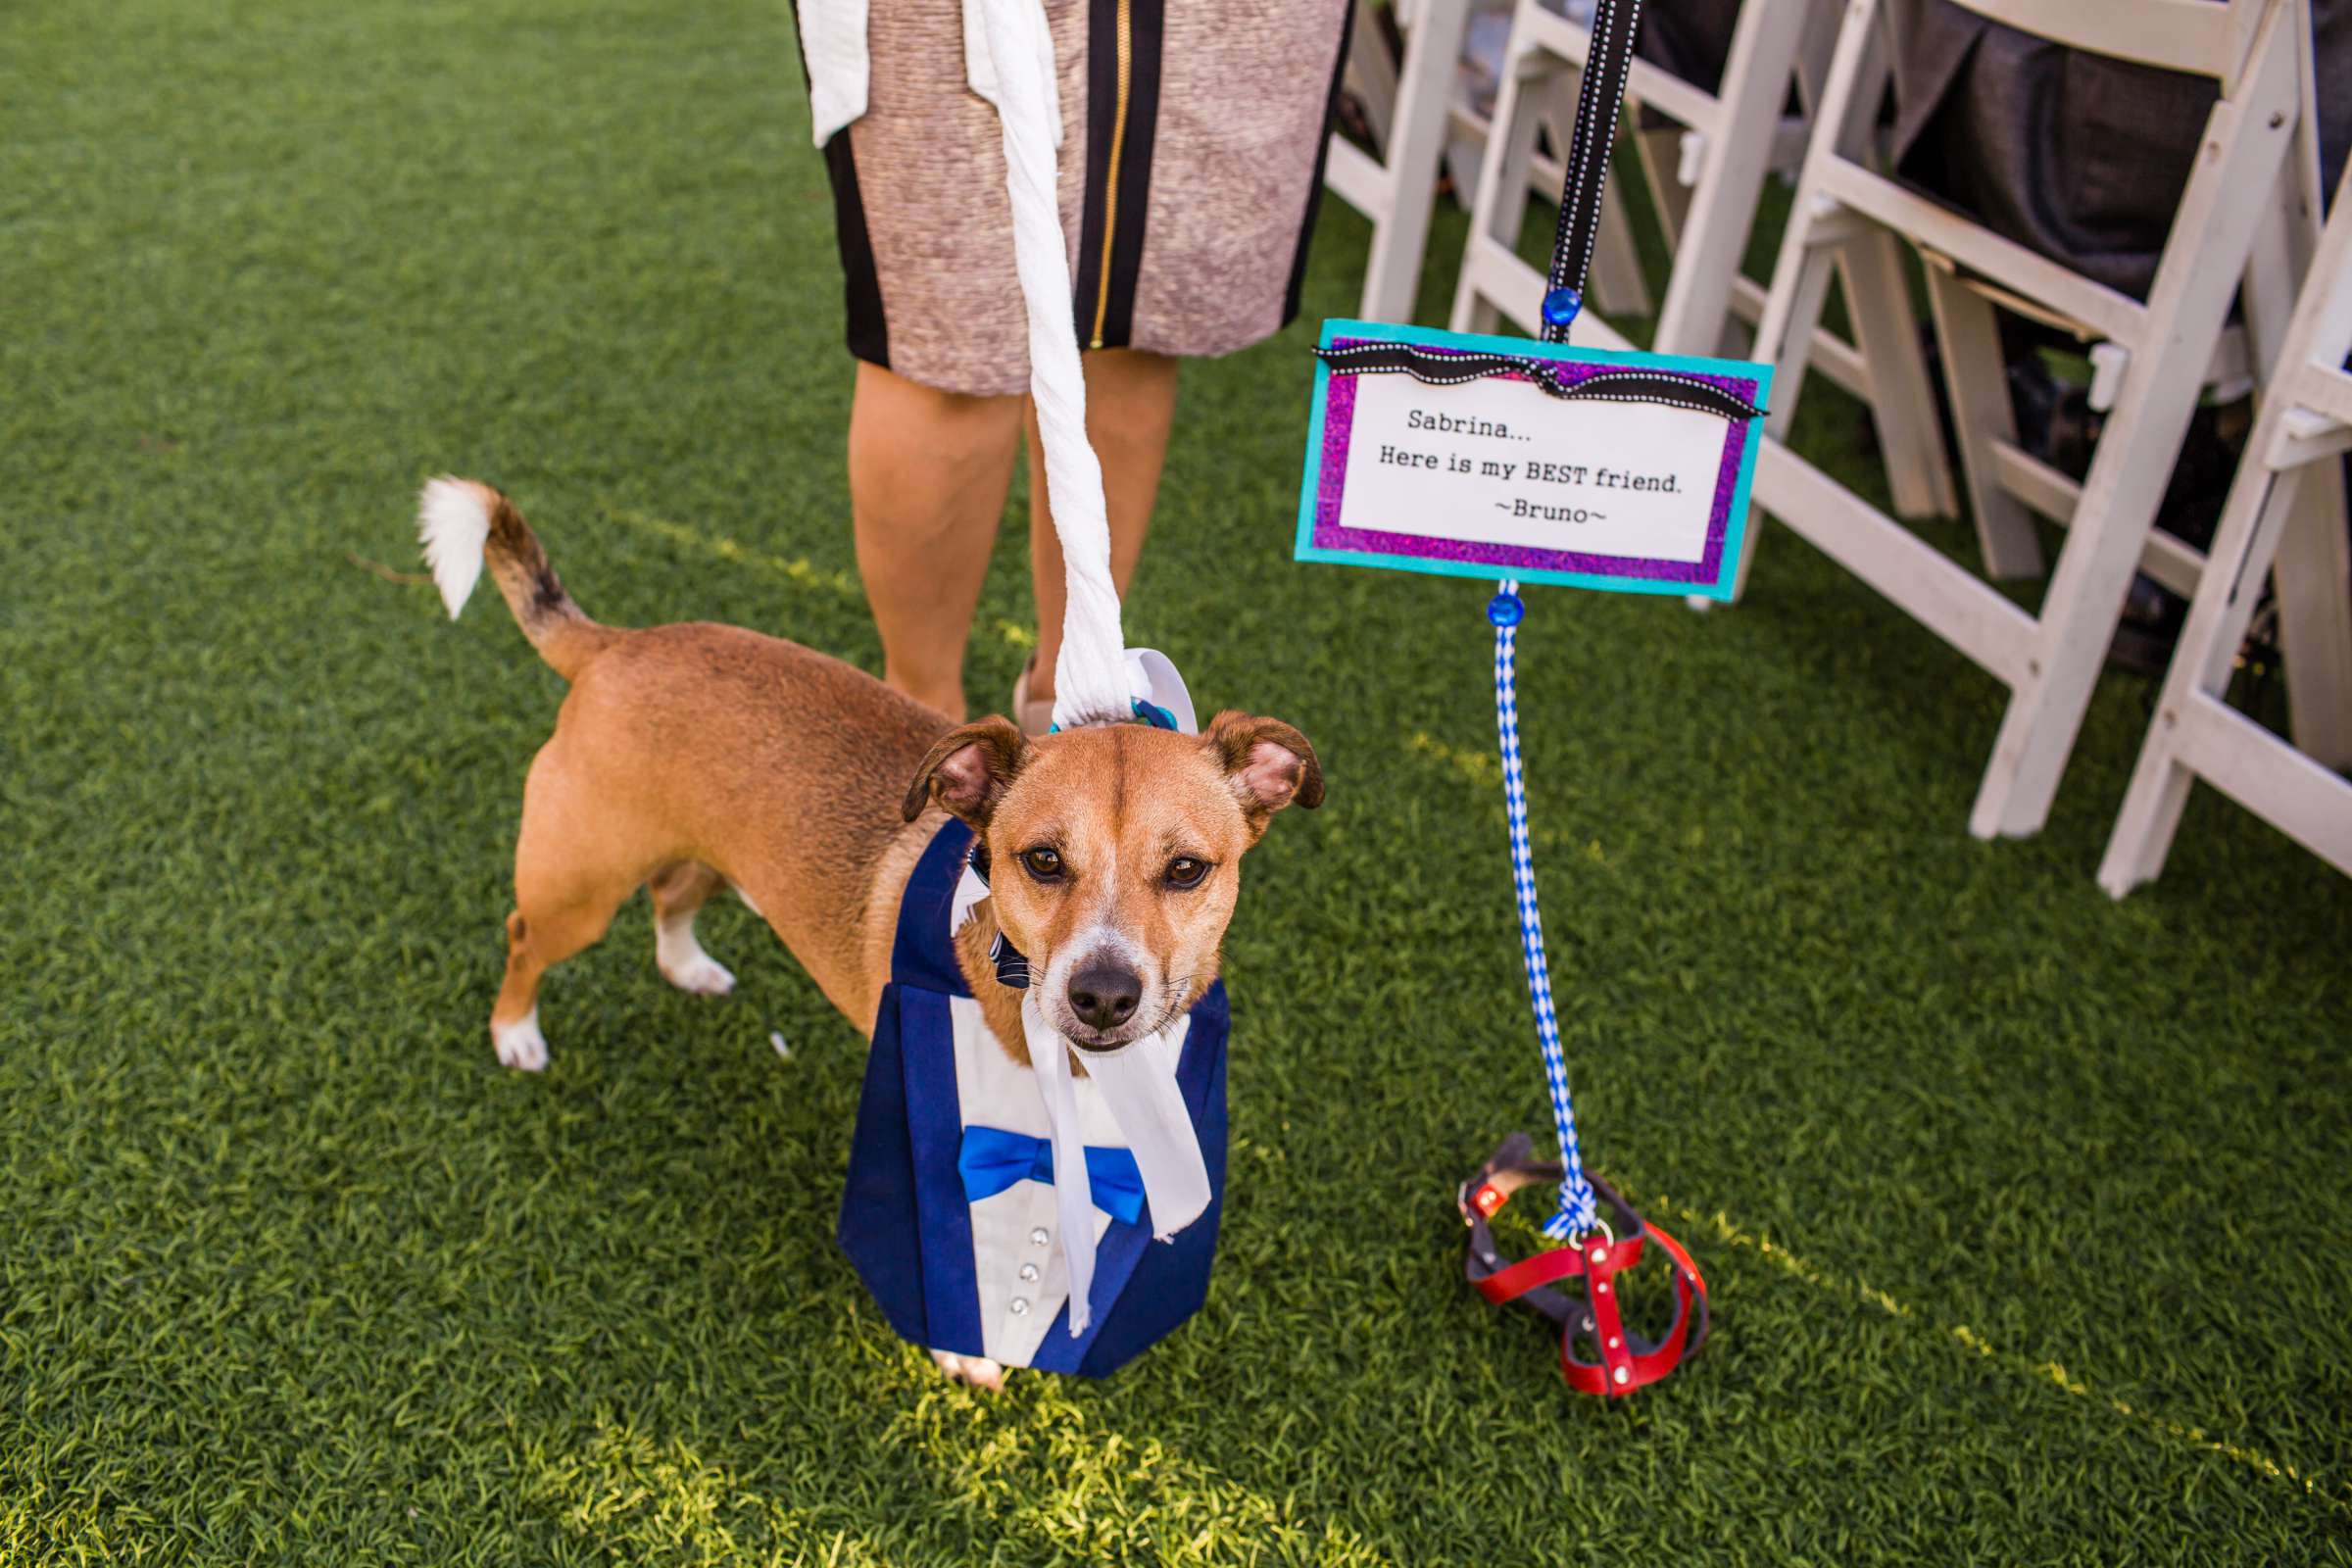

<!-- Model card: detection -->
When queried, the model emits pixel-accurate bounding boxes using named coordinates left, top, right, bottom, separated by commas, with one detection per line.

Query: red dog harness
left=1459, top=1135, right=1710, bottom=1396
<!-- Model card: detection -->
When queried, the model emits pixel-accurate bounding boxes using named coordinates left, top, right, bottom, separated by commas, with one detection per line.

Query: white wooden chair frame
left=1622, top=0, right=1832, bottom=354
left=1732, top=0, right=2342, bottom=840
left=1445, top=0, right=1955, bottom=519
left=1886, top=1, right=2330, bottom=606
left=1326, top=0, right=1473, bottom=321
left=2099, top=159, right=2352, bottom=892
left=1327, top=0, right=1651, bottom=321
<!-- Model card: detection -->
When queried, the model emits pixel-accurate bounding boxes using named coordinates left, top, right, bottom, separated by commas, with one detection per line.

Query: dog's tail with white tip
left=416, top=477, right=615, bottom=680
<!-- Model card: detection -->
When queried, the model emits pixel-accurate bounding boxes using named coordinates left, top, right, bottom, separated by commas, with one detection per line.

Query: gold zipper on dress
left=1087, top=0, right=1134, bottom=350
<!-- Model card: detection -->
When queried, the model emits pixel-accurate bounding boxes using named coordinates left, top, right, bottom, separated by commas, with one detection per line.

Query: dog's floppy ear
left=903, top=716, right=1032, bottom=827
left=1201, top=711, right=1324, bottom=839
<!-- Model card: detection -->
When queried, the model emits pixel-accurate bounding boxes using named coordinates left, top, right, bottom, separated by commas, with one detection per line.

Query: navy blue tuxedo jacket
left=838, top=819, right=1230, bottom=1376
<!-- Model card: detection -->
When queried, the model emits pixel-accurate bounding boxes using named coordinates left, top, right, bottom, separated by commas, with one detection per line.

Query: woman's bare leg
left=850, top=361, right=1027, bottom=720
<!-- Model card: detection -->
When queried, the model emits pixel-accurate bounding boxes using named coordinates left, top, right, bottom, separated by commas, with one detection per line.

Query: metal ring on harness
left=1458, top=1133, right=1710, bottom=1397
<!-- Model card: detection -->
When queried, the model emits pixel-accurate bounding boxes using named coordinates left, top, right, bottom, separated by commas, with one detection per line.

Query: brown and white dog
left=418, top=478, right=1321, bottom=1382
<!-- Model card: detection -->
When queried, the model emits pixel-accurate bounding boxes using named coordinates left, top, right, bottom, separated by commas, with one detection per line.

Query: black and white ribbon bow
left=1314, top=342, right=1764, bottom=423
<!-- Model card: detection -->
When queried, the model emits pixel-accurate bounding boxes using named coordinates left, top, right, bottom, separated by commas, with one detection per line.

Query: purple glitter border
left=1311, top=337, right=1760, bottom=583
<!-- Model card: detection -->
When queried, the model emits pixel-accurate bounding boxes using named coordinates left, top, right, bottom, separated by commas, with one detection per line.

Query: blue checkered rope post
left=1488, top=581, right=1599, bottom=1240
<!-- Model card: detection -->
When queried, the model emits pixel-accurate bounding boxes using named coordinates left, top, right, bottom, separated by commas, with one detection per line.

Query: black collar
left=965, top=842, right=1031, bottom=990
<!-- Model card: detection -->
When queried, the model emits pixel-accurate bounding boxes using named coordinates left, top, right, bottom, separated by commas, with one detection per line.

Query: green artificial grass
left=4, top=2, right=2349, bottom=1562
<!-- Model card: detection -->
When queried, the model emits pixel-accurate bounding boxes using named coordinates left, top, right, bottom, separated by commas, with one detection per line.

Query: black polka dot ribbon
left=1540, top=0, right=1645, bottom=345
left=1312, top=341, right=1763, bottom=421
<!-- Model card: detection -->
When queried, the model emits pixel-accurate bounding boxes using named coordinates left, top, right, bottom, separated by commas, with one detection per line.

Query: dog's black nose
left=1067, top=963, right=1142, bottom=1031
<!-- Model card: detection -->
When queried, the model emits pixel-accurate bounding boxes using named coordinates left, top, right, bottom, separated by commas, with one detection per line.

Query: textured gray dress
left=800, top=1, right=1353, bottom=397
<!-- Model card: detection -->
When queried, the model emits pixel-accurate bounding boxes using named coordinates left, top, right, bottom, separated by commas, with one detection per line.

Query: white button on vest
left=1030, top=1227, right=1051, bottom=1247
left=1018, top=1262, right=1040, bottom=1283
left=1008, top=1297, right=1031, bottom=1316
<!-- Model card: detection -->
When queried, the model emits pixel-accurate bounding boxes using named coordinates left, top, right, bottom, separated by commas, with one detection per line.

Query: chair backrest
left=1940, top=0, right=2266, bottom=85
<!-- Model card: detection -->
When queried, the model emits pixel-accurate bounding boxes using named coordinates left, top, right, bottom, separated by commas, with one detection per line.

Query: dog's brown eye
left=1165, top=857, right=1209, bottom=889
left=1019, top=847, right=1064, bottom=881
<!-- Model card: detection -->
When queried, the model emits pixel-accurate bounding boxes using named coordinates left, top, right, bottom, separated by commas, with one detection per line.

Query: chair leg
left=1790, top=0, right=1842, bottom=112
left=2097, top=461, right=2312, bottom=893
left=1839, top=231, right=1960, bottom=523
left=1356, top=0, right=1471, bottom=322
left=1649, top=0, right=1813, bottom=358
left=1347, top=0, right=1398, bottom=150
left=1726, top=0, right=1896, bottom=600
left=1975, top=405, right=2248, bottom=839
left=1589, top=152, right=1653, bottom=318
left=1635, top=124, right=1690, bottom=252
left=2235, top=168, right=2352, bottom=767
left=2273, top=463, right=2352, bottom=766
left=1728, top=211, right=1842, bottom=600
left=1923, top=265, right=2043, bottom=573
left=1443, top=127, right=1484, bottom=210
left=1448, top=12, right=1552, bottom=335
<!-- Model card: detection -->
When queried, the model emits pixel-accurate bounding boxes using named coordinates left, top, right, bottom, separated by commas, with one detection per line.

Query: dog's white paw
left=493, top=1010, right=549, bottom=1072
left=656, top=919, right=736, bottom=998
left=930, top=1349, right=1006, bottom=1392
left=662, top=954, right=737, bottom=997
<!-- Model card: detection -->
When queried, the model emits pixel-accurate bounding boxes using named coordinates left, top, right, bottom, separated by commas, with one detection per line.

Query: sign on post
left=1296, top=319, right=1771, bottom=601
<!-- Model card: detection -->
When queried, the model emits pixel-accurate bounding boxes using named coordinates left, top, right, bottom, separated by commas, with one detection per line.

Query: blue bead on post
left=1540, top=287, right=1583, bottom=330
left=1487, top=589, right=1525, bottom=628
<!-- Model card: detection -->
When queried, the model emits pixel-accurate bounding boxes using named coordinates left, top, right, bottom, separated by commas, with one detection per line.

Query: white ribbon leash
left=808, top=0, right=1134, bottom=730
left=973, top=0, right=1142, bottom=730
left=962, top=0, right=1204, bottom=1341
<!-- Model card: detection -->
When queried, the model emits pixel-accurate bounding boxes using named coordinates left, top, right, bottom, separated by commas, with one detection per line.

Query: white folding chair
left=1327, top=0, right=1475, bottom=321
left=1327, top=0, right=1651, bottom=321
left=1446, top=0, right=1955, bottom=518
left=1732, top=0, right=2339, bottom=839
left=2099, top=160, right=2352, bottom=892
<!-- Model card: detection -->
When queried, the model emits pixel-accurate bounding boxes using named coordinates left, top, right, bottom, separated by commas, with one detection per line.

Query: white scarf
left=798, top=0, right=1064, bottom=154
left=1020, top=994, right=1211, bottom=1336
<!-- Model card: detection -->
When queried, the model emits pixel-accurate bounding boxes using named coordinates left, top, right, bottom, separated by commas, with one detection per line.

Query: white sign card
left=1296, top=320, right=1772, bottom=599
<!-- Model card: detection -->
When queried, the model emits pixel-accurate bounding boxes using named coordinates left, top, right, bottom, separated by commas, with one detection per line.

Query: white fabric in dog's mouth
left=1021, top=994, right=1211, bottom=1336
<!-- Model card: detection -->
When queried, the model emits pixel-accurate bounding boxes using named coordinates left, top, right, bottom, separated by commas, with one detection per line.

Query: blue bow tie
left=957, top=1126, right=1146, bottom=1225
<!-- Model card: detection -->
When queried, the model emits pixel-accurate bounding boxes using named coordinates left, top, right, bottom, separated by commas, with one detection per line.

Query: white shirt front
left=949, top=995, right=1192, bottom=1366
